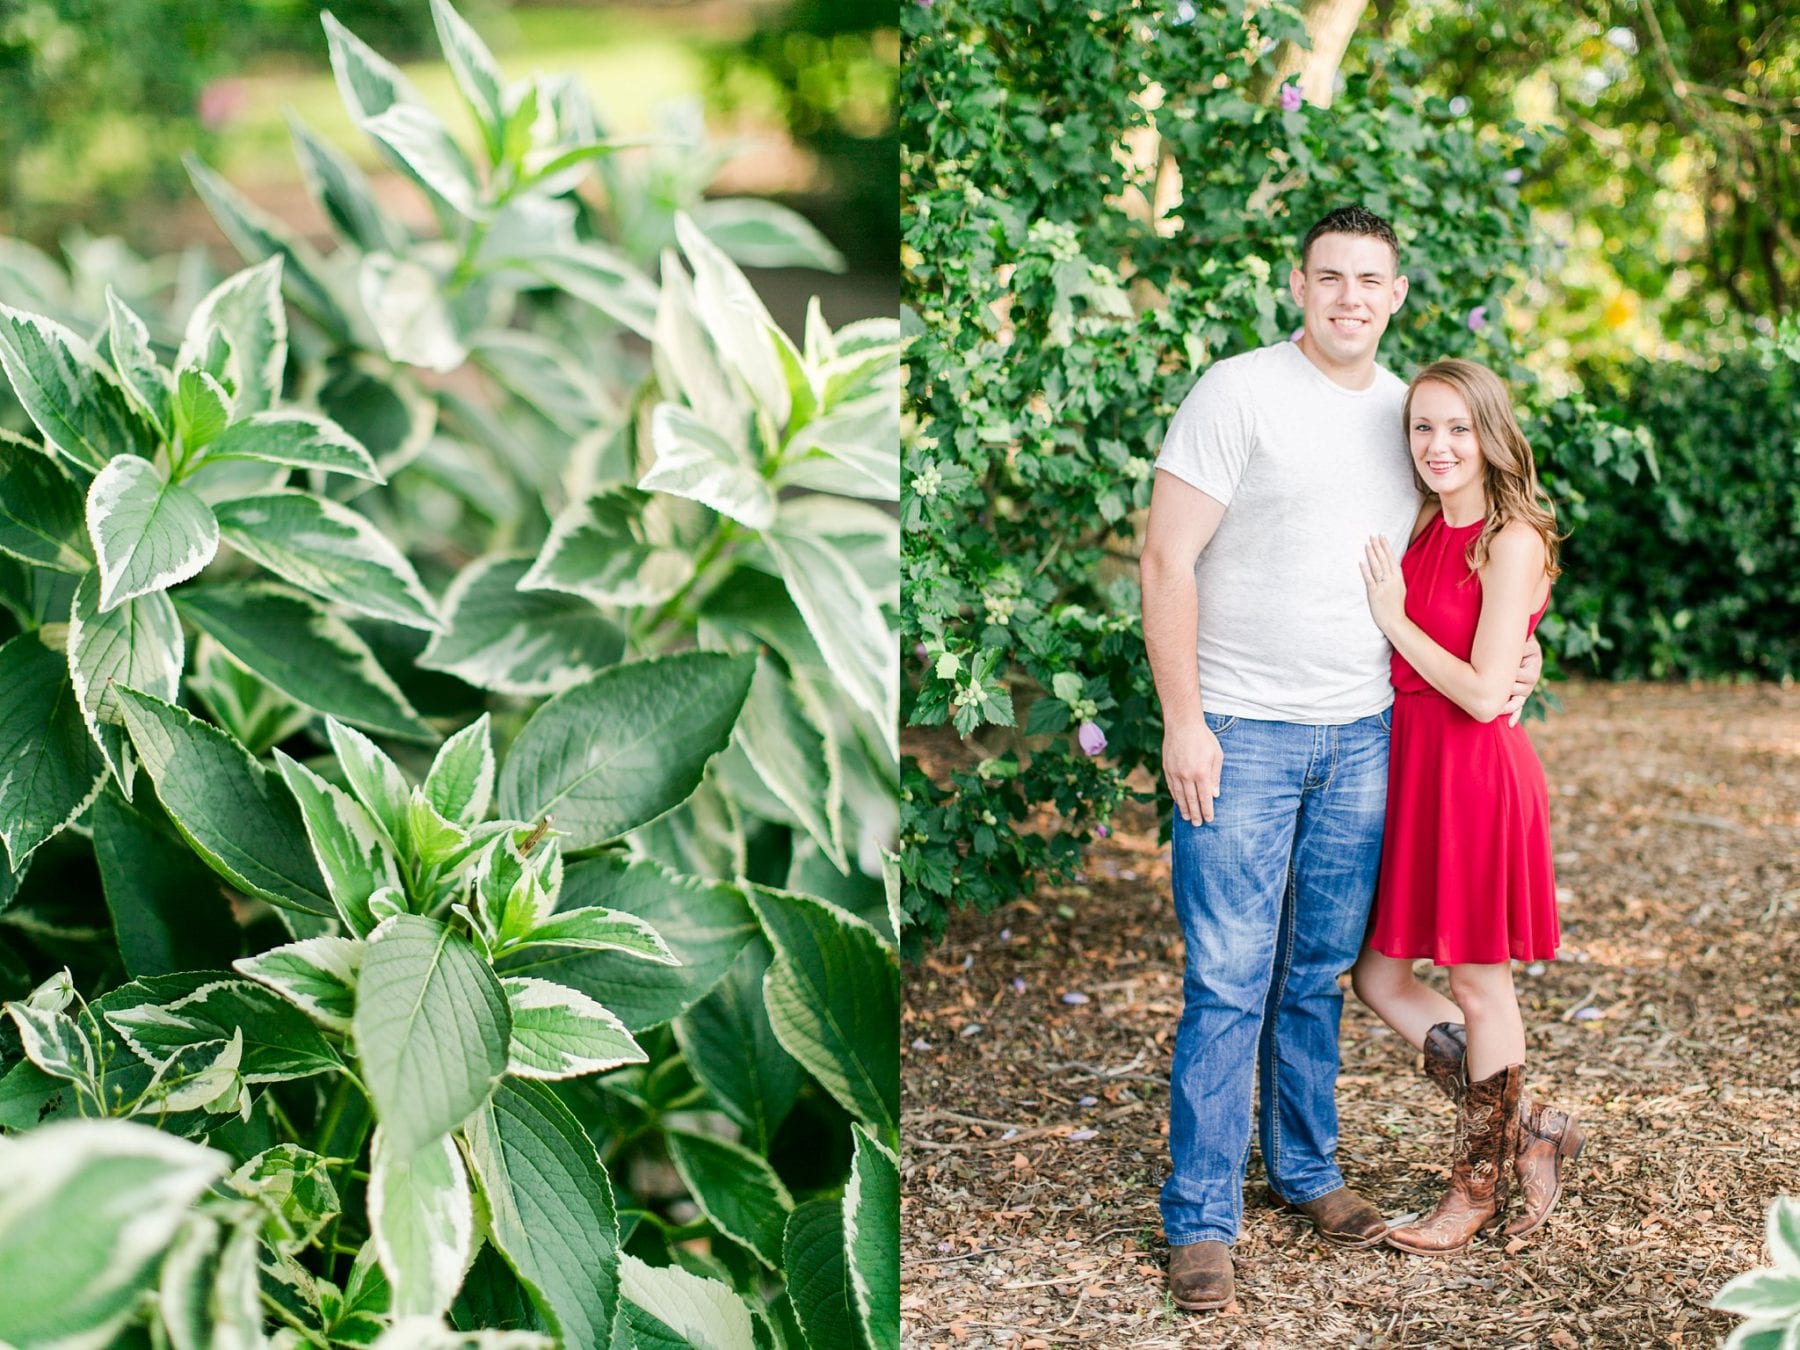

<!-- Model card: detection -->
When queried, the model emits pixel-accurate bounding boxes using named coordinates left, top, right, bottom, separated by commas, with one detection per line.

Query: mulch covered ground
left=901, top=682, right=1800, bottom=1348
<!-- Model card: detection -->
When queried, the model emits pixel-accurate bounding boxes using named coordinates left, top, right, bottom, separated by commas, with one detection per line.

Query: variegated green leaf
left=498, top=856, right=755, bottom=1032
left=359, top=253, right=467, bottom=373
left=362, top=105, right=481, bottom=216
left=523, top=244, right=659, bottom=339
left=501, top=976, right=644, bottom=1080
left=653, top=249, right=741, bottom=445
left=421, top=555, right=625, bottom=697
left=229, top=1143, right=341, bottom=1252
left=234, top=935, right=361, bottom=1033
left=277, top=751, right=402, bottom=937
left=104, top=288, right=170, bottom=436
left=369, top=1128, right=473, bottom=1319
left=104, top=977, right=342, bottom=1082
left=748, top=887, right=899, bottom=1138
left=463, top=1077, right=621, bottom=1348
left=215, top=490, right=441, bottom=631
left=640, top=402, right=776, bottom=529
left=177, top=257, right=288, bottom=416
left=115, top=687, right=334, bottom=917
left=177, top=581, right=434, bottom=741
left=505, top=904, right=676, bottom=963
left=67, top=570, right=182, bottom=794
left=4, top=1001, right=94, bottom=1085
left=0, top=629, right=106, bottom=868
left=733, top=653, right=844, bottom=870
left=784, top=1198, right=854, bottom=1350
left=356, top=914, right=510, bottom=1154
left=689, top=197, right=845, bottom=273
left=519, top=488, right=694, bottom=609
left=618, top=1255, right=755, bottom=1350
left=673, top=212, right=789, bottom=425
left=184, top=155, right=348, bottom=333
left=764, top=525, right=896, bottom=752
left=665, top=1129, right=793, bottom=1269
left=0, top=304, right=147, bottom=473
left=289, top=112, right=406, bottom=256
left=323, top=9, right=421, bottom=123
left=0, top=1120, right=229, bottom=1350
left=773, top=400, right=899, bottom=501
left=328, top=717, right=414, bottom=854
left=0, top=431, right=91, bottom=573
left=424, top=713, right=493, bottom=826
left=85, top=454, right=219, bottom=611
left=197, top=409, right=383, bottom=482
left=430, top=0, right=508, bottom=162
left=847, top=1124, right=900, bottom=1350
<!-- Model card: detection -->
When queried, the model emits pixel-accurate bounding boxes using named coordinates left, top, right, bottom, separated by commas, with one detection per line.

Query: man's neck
left=1295, top=335, right=1379, bottom=391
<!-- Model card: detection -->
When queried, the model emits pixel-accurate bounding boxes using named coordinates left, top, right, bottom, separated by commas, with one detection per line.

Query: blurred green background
left=0, top=0, right=897, bottom=318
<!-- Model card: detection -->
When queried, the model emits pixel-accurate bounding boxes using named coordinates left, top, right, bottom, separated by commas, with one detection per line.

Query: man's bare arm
left=1502, top=635, right=1544, bottom=727
left=1140, top=471, right=1228, bottom=824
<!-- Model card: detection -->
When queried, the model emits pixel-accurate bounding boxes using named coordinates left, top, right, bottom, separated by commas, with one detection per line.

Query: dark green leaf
left=115, top=688, right=333, bottom=917
left=496, top=651, right=755, bottom=849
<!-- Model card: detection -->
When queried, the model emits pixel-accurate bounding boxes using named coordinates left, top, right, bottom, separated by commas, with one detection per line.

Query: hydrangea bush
left=0, top=4, right=899, bottom=1345
left=899, top=0, right=1651, bottom=946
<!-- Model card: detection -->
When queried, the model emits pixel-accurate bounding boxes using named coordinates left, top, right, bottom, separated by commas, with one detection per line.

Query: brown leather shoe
left=1288, top=1186, right=1390, bottom=1248
left=1167, top=1240, right=1233, bottom=1311
left=1504, top=1103, right=1585, bottom=1238
left=1386, top=1063, right=1524, bottom=1255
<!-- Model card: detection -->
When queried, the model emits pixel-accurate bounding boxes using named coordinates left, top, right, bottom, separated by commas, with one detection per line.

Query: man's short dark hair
left=1301, top=206, right=1400, bottom=270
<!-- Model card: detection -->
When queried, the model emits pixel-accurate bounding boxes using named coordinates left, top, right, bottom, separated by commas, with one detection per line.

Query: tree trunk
left=1254, top=0, right=1371, bottom=108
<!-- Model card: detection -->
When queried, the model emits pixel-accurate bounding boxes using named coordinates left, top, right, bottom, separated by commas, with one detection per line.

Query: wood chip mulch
left=901, top=681, right=1800, bottom=1348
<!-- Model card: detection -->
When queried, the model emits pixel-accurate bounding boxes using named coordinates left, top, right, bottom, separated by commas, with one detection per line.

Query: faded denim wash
left=1161, top=709, right=1390, bottom=1246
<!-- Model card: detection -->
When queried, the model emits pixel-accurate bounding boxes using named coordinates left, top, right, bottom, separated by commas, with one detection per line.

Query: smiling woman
left=0, top=2, right=900, bottom=1346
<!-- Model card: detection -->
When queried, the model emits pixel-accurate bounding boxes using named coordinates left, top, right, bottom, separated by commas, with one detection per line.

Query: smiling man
left=1138, top=205, right=1539, bottom=1312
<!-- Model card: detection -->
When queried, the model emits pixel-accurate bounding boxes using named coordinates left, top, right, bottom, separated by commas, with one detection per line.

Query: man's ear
left=1288, top=266, right=1307, bottom=308
left=1390, top=274, right=1410, bottom=313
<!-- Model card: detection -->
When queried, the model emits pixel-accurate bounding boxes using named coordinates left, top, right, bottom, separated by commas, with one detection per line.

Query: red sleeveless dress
left=1367, top=514, right=1560, bottom=966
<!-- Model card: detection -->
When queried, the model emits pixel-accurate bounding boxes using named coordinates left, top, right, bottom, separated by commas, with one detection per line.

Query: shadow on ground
left=902, top=682, right=1800, bottom=1348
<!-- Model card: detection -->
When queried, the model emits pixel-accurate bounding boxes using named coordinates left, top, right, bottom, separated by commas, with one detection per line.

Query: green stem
left=447, top=214, right=495, bottom=295
left=634, top=518, right=743, bottom=654
left=316, top=1073, right=373, bottom=1286
left=263, top=1091, right=302, bottom=1144
left=599, top=1123, right=649, bottom=1171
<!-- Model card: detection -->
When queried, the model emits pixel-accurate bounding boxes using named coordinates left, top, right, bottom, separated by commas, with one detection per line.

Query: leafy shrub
left=1548, top=348, right=1800, bottom=680
left=898, top=0, right=1651, bottom=946
left=0, top=2, right=899, bottom=1345
left=1711, top=1197, right=1800, bottom=1349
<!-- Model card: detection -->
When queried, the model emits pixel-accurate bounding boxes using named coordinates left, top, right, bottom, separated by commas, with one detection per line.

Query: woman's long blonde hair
left=1404, top=358, right=1562, bottom=580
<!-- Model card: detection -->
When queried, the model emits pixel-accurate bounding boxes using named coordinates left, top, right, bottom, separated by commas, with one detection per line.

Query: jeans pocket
left=1204, top=712, right=1238, bottom=737
left=1376, top=707, right=1392, bottom=734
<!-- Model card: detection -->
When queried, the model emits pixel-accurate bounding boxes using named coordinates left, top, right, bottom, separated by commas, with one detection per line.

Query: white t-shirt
left=1153, top=340, right=1422, bottom=724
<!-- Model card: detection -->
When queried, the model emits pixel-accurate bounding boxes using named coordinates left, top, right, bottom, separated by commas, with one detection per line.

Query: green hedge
left=1550, top=349, right=1800, bottom=680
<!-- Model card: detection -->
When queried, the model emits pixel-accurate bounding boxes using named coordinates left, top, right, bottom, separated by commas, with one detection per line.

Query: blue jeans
left=1160, top=710, right=1390, bottom=1247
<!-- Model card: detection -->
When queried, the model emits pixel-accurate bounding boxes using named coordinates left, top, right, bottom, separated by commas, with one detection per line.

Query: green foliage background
left=0, top=3, right=900, bottom=1345
left=899, top=0, right=1795, bottom=947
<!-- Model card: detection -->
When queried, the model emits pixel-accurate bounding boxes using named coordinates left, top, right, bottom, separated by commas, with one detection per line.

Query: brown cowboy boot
left=1167, top=1240, right=1232, bottom=1311
left=1286, top=1187, right=1390, bottom=1247
left=1385, top=1063, right=1524, bottom=1255
left=1421, top=1022, right=1468, bottom=1103
left=1421, top=1023, right=1583, bottom=1239
left=1505, top=1103, right=1586, bottom=1237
